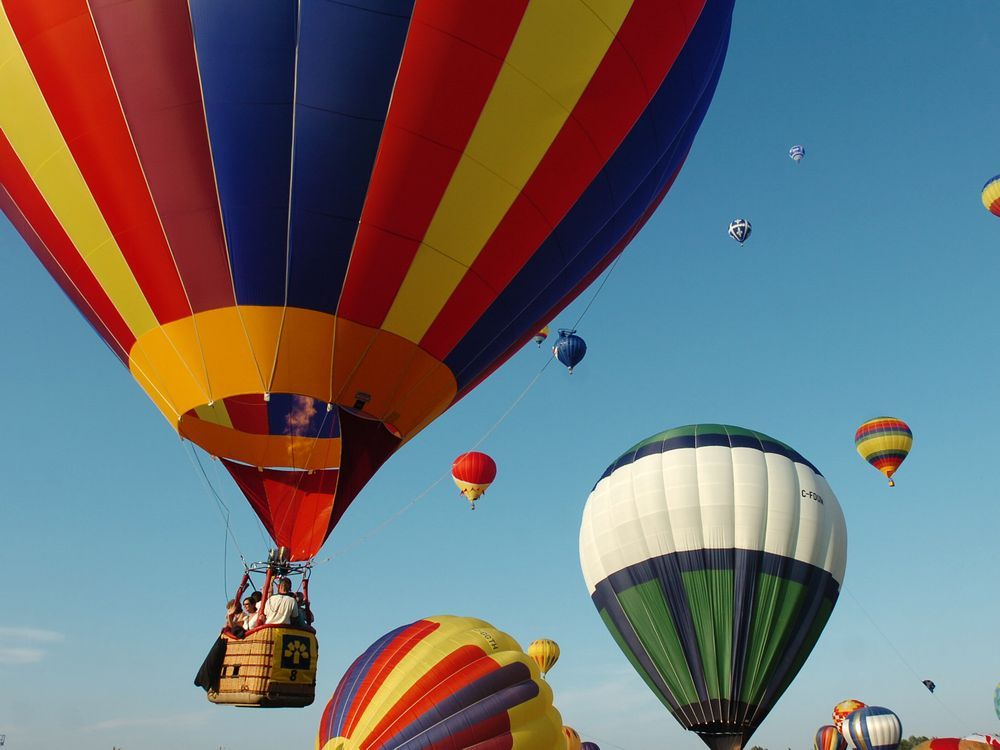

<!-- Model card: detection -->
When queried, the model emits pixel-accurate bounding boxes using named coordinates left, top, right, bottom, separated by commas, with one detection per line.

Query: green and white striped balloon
left=580, top=425, right=847, bottom=750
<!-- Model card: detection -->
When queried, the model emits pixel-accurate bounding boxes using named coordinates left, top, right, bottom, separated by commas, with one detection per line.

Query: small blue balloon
left=553, top=329, right=587, bottom=374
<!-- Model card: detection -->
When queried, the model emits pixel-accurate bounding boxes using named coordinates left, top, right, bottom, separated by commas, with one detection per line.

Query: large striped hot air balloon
left=527, top=639, right=560, bottom=678
left=842, top=706, right=901, bottom=750
left=580, top=424, right=848, bottom=750
left=316, top=615, right=562, bottom=750
left=816, top=725, right=848, bottom=750
left=855, top=418, right=912, bottom=487
left=983, top=175, right=1000, bottom=217
left=0, top=0, right=736, bottom=563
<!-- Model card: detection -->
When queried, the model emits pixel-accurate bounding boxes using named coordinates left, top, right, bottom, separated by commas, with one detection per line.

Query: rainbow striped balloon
left=317, top=615, right=562, bottom=750
left=855, top=417, right=912, bottom=487
left=983, top=175, right=1000, bottom=217
left=816, top=725, right=848, bottom=750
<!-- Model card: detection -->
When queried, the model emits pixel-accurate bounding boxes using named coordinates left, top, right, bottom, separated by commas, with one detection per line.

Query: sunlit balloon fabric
left=563, top=727, right=582, bottom=750
left=833, top=700, right=866, bottom=735
left=451, top=451, right=497, bottom=509
left=983, top=175, right=1000, bottom=217
left=580, top=424, right=848, bottom=750
left=0, top=0, right=736, bottom=560
left=527, top=639, right=560, bottom=677
left=842, top=707, right=901, bottom=750
left=854, top=418, right=912, bottom=487
left=316, top=615, right=562, bottom=750
left=816, top=725, right=847, bottom=750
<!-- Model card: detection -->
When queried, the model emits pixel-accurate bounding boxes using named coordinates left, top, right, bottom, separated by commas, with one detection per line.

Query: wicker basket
left=207, top=626, right=318, bottom=708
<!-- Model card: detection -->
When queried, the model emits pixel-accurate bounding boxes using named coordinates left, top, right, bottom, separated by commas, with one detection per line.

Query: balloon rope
left=183, top=441, right=250, bottom=572
left=842, top=584, right=971, bottom=727
left=314, top=256, right=622, bottom=565
left=313, top=361, right=551, bottom=566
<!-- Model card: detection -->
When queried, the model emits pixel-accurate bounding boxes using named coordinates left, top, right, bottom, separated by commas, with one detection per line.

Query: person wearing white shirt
left=263, top=577, right=299, bottom=626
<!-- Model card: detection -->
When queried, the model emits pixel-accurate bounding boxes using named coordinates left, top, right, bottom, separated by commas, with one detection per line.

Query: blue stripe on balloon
left=380, top=662, right=537, bottom=750
left=286, top=0, right=414, bottom=313
left=329, top=623, right=410, bottom=736
left=596, top=430, right=822, bottom=486
left=190, top=0, right=297, bottom=306
left=445, top=0, right=735, bottom=391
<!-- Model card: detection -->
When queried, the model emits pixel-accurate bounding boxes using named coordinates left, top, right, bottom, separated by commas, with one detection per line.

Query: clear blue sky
left=2, top=4, right=1000, bottom=750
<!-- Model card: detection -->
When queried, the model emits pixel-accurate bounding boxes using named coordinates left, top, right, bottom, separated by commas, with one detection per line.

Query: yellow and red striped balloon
left=563, top=726, right=582, bottom=750
left=855, top=418, right=912, bottom=487
left=833, top=699, right=866, bottom=735
left=983, top=175, right=1000, bottom=217
left=527, top=639, right=560, bottom=677
left=451, top=451, right=497, bottom=509
left=316, top=615, right=562, bottom=750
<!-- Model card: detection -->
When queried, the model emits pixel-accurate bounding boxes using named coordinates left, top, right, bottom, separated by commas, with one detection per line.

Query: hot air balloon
left=563, top=727, right=582, bottom=750
left=817, top=725, right=848, bottom=750
left=833, top=700, right=867, bottom=735
left=1, top=0, right=737, bottom=570
left=922, top=679, right=936, bottom=693
left=915, top=740, right=998, bottom=750
left=316, top=615, right=563, bottom=750
left=963, top=737, right=1000, bottom=749
left=452, top=451, right=497, bottom=510
left=843, top=706, right=901, bottom=750
left=553, top=329, right=587, bottom=374
left=533, top=326, right=551, bottom=347
left=854, top=418, right=912, bottom=487
left=580, top=424, right=848, bottom=750
left=789, top=145, right=805, bottom=163
left=728, top=218, right=752, bottom=245
left=528, top=639, right=560, bottom=678
left=582, top=743, right=601, bottom=750
left=983, top=175, right=1000, bottom=217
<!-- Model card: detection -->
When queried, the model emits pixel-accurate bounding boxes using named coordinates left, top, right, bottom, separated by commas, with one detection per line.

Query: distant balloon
left=563, top=727, right=582, bottom=750
left=317, top=615, right=562, bottom=750
left=534, top=326, right=551, bottom=347
left=922, top=679, right=936, bottom=693
left=553, top=329, right=587, bottom=374
left=843, top=706, right=901, bottom=750
left=581, top=424, right=848, bottom=750
left=854, top=417, right=912, bottom=487
left=728, top=218, right=752, bottom=245
left=789, top=145, right=805, bottom=163
left=527, top=639, right=560, bottom=678
left=451, top=451, right=497, bottom=510
left=833, top=700, right=867, bottom=735
left=816, top=725, right=848, bottom=750
left=982, top=175, right=1000, bottom=217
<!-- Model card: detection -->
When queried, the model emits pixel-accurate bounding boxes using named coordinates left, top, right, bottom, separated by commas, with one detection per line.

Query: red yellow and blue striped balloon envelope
left=983, top=175, right=1000, bottom=217
left=854, top=418, right=912, bottom=487
left=0, top=0, right=735, bottom=561
left=316, top=615, right=562, bottom=750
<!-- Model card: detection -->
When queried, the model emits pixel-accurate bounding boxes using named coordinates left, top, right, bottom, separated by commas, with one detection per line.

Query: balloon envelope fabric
left=0, top=0, right=736, bottom=560
left=843, top=707, right=902, bottom=750
left=580, top=424, right=848, bottom=750
left=316, top=615, right=562, bottom=750
left=816, top=725, right=847, bottom=750
left=833, top=700, right=866, bottom=736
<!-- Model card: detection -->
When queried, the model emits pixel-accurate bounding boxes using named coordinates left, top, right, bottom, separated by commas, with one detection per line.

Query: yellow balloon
left=528, top=639, right=560, bottom=677
left=563, top=726, right=582, bottom=750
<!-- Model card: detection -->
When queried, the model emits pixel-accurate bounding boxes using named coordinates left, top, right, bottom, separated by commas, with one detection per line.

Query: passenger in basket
left=294, top=591, right=314, bottom=627
left=262, top=577, right=299, bottom=626
left=224, top=599, right=245, bottom=637
left=241, top=596, right=259, bottom=630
